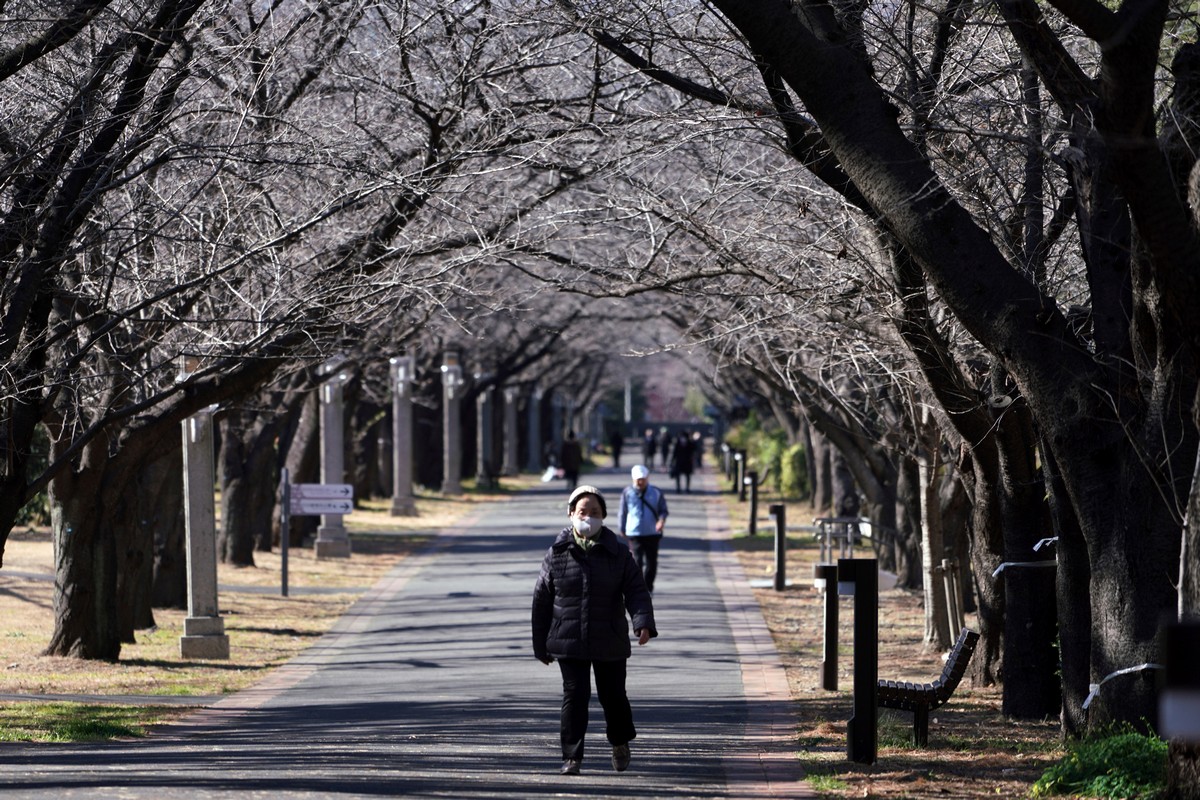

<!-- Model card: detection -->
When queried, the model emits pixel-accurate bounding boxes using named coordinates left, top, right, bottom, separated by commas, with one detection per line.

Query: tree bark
left=917, top=411, right=950, bottom=649
left=892, top=455, right=922, bottom=587
left=810, top=426, right=833, bottom=516
left=996, top=400, right=1060, bottom=719
left=151, top=442, right=187, bottom=610
left=277, top=391, right=321, bottom=548
left=45, top=465, right=120, bottom=660
left=220, top=408, right=279, bottom=564
left=115, top=444, right=185, bottom=639
left=958, top=448, right=1004, bottom=687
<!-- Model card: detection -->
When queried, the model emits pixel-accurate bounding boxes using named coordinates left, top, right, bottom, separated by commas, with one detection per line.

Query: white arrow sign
left=290, top=498, right=353, bottom=516
left=291, top=483, right=354, bottom=500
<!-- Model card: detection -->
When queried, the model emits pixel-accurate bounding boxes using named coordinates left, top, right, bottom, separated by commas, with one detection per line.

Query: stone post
left=180, top=404, right=230, bottom=659
left=525, top=386, right=543, bottom=472
left=474, top=364, right=494, bottom=487
left=502, top=386, right=520, bottom=476
left=440, top=349, right=464, bottom=495
left=390, top=354, right=417, bottom=516
left=315, top=369, right=351, bottom=559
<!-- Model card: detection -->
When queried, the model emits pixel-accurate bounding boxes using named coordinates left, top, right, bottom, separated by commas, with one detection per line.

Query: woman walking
left=532, top=485, right=657, bottom=775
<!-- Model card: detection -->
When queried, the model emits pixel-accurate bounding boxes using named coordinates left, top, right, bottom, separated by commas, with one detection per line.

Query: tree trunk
left=810, top=427, right=833, bottom=516
left=115, top=445, right=184, bottom=639
left=997, top=402, right=1060, bottom=719
left=1042, top=441, right=1091, bottom=734
left=219, top=406, right=281, bottom=562
left=151, top=440, right=187, bottom=610
left=892, top=456, right=922, bottom=589
left=378, top=408, right=393, bottom=499
left=277, top=391, right=321, bottom=548
left=832, top=452, right=857, bottom=518
left=45, top=467, right=121, bottom=660
left=939, top=470, right=975, bottom=614
left=958, top=448, right=1004, bottom=687
left=1167, top=742, right=1200, bottom=800
left=918, top=413, right=950, bottom=649
left=218, top=410, right=258, bottom=566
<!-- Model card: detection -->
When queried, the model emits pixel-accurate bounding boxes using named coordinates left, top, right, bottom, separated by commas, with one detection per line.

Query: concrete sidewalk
left=0, top=467, right=810, bottom=798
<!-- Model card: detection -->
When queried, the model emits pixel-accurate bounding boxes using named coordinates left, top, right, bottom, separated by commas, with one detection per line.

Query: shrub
left=779, top=442, right=809, bottom=500
left=1031, top=727, right=1167, bottom=799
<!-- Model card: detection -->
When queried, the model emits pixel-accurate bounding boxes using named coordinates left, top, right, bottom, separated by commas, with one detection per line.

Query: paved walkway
left=0, top=467, right=810, bottom=798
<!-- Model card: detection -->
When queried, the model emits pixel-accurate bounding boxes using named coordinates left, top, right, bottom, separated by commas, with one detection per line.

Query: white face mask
left=571, top=516, right=602, bottom=538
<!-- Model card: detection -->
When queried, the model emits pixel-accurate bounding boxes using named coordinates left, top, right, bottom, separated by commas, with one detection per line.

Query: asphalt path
left=0, top=466, right=809, bottom=798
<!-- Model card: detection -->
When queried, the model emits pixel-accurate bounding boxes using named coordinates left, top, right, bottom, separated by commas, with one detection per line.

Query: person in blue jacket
left=532, top=485, right=657, bottom=776
left=617, top=465, right=669, bottom=592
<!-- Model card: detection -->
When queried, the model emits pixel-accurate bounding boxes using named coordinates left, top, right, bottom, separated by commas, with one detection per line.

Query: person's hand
left=537, top=655, right=554, bottom=665
left=636, top=629, right=651, bottom=646
left=655, top=520, right=665, bottom=533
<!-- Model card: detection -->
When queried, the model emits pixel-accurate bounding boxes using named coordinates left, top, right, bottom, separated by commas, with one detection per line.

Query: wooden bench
left=877, top=627, right=980, bottom=746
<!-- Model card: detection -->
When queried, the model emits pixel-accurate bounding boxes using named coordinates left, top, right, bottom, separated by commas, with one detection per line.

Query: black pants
left=558, top=658, right=635, bottom=761
left=630, top=534, right=662, bottom=592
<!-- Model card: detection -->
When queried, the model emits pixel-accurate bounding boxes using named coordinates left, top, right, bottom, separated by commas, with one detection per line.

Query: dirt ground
left=732, top=519, right=1064, bottom=799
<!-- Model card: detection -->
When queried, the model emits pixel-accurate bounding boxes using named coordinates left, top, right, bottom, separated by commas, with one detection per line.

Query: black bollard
left=1160, top=621, right=1200, bottom=742
left=814, top=563, right=838, bottom=690
left=770, top=503, right=786, bottom=590
left=736, top=452, right=747, bottom=501
left=839, top=557, right=878, bottom=765
left=746, top=471, right=759, bottom=534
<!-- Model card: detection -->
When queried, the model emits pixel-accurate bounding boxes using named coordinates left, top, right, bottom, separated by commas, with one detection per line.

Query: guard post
left=769, top=502, right=786, bottom=590
left=814, top=562, right=838, bottom=690
left=839, top=557, right=878, bottom=764
left=1160, top=621, right=1200, bottom=742
left=734, top=450, right=746, bottom=499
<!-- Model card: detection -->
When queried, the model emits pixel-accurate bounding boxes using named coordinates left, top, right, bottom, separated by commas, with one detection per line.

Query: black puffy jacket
left=532, top=527, right=657, bottom=662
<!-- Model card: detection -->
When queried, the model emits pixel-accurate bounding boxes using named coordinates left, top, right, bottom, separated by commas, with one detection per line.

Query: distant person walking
left=669, top=431, right=694, bottom=493
left=560, top=431, right=583, bottom=492
left=610, top=429, right=624, bottom=469
left=617, top=465, right=669, bottom=593
left=532, top=485, right=657, bottom=776
left=658, top=428, right=671, bottom=471
left=641, top=429, right=656, bottom=470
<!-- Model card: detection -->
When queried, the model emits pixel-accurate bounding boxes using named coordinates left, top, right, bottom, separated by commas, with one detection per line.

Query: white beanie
left=631, top=465, right=649, bottom=480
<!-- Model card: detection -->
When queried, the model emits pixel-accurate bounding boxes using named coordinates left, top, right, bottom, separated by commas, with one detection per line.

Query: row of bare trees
left=524, top=0, right=1200, bottom=759
left=5, top=4, right=1200, bottom=785
left=0, top=0, right=668, bottom=659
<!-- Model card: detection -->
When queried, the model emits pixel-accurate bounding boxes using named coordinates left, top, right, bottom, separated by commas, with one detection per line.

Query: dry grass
left=728, top=494, right=1064, bottom=799
left=0, top=479, right=537, bottom=701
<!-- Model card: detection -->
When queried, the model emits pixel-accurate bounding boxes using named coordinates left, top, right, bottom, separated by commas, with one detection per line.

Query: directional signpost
left=291, top=483, right=354, bottom=516
left=278, top=471, right=355, bottom=596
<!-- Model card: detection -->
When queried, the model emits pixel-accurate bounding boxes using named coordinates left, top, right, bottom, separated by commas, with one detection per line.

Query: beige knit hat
left=567, top=485, right=606, bottom=517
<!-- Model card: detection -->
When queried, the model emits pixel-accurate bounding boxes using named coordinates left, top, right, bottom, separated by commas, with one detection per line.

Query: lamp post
left=441, top=349, right=464, bottom=495
left=389, top=354, right=417, bottom=516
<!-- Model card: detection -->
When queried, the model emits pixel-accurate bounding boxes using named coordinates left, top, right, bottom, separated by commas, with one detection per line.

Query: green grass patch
left=806, top=771, right=849, bottom=793
left=1031, top=726, right=1167, bottom=799
left=877, top=710, right=918, bottom=748
left=0, top=702, right=181, bottom=742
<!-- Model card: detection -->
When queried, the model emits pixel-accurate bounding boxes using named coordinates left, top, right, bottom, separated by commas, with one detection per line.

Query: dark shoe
left=561, top=758, right=581, bottom=775
left=611, top=743, right=630, bottom=772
